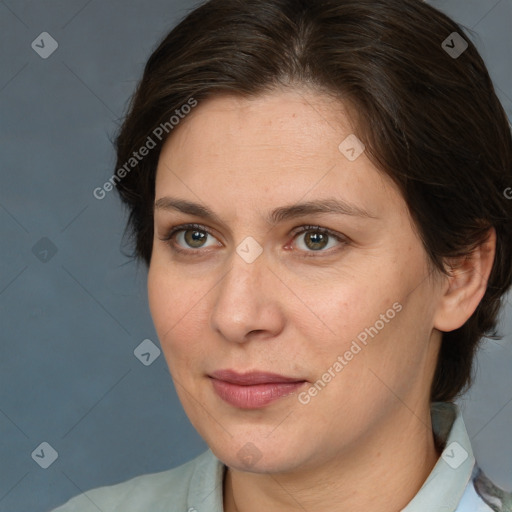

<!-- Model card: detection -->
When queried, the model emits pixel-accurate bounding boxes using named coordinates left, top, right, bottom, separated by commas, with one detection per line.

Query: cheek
left=290, top=262, right=426, bottom=396
left=147, top=264, right=209, bottom=365
left=293, top=276, right=397, bottom=350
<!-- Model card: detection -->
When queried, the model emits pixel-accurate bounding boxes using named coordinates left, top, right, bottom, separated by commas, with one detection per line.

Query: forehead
left=160, top=90, right=355, bottom=158
left=154, top=90, right=407, bottom=222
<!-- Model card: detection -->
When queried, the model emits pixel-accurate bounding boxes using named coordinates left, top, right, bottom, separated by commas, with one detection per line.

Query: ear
left=433, top=227, right=496, bottom=332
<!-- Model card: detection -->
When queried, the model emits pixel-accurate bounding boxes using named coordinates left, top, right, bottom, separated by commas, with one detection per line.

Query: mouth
left=208, top=369, right=308, bottom=409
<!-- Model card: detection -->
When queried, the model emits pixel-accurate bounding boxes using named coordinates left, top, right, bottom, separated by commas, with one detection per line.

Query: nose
left=209, top=247, right=285, bottom=344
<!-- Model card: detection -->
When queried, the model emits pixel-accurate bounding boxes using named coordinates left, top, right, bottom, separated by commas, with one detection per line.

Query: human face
left=148, top=89, right=443, bottom=474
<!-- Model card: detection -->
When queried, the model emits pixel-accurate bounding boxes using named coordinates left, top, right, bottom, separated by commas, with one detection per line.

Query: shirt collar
left=402, top=401, right=476, bottom=511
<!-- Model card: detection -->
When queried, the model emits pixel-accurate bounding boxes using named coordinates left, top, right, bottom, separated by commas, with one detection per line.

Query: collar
left=402, top=401, right=476, bottom=511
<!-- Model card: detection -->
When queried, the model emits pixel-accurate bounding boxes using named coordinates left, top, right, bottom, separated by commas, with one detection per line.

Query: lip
left=210, top=369, right=306, bottom=385
left=209, top=369, right=307, bottom=409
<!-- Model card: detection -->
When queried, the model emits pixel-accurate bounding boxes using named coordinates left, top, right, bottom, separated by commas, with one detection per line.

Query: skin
left=147, top=88, right=496, bottom=512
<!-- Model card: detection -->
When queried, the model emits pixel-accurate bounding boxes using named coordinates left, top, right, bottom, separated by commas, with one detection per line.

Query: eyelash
left=159, top=223, right=348, bottom=258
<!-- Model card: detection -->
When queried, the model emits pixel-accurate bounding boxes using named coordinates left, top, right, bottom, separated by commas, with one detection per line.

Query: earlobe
left=433, top=227, right=496, bottom=333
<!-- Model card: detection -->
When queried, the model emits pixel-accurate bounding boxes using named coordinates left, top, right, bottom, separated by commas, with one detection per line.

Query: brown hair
left=113, top=0, right=512, bottom=402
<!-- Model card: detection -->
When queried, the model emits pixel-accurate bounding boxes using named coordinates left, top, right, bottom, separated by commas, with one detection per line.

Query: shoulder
left=456, top=466, right=512, bottom=512
left=50, top=449, right=217, bottom=512
left=472, top=467, right=512, bottom=511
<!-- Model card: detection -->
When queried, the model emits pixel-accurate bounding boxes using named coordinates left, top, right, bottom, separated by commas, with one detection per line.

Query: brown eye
left=292, top=226, right=347, bottom=254
left=303, top=231, right=329, bottom=251
left=163, top=223, right=222, bottom=252
left=183, top=229, right=208, bottom=248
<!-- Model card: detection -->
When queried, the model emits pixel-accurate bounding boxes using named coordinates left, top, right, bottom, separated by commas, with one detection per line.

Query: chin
left=210, top=437, right=312, bottom=474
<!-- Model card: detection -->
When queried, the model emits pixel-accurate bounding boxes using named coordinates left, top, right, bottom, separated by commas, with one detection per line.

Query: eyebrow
left=154, top=197, right=378, bottom=225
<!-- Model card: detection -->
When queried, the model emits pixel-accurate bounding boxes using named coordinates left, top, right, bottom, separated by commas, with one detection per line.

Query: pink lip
left=210, top=369, right=305, bottom=385
left=209, top=369, right=307, bottom=409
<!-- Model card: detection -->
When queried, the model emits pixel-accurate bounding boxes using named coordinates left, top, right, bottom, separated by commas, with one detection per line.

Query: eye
left=161, top=223, right=221, bottom=253
left=176, top=227, right=217, bottom=249
left=159, top=223, right=348, bottom=257
left=290, top=225, right=347, bottom=253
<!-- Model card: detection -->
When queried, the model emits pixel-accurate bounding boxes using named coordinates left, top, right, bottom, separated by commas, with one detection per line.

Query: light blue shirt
left=51, top=402, right=511, bottom=511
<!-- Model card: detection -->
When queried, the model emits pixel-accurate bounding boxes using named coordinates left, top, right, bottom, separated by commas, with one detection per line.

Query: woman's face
left=148, top=89, right=445, bottom=473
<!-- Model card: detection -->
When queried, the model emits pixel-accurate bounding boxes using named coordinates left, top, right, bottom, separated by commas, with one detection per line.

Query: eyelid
left=289, top=225, right=347, bottom=242
left=161, top=223, right=218, bottom=242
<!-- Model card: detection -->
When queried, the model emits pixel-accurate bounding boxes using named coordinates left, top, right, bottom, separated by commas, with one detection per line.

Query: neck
left=223, top=405, right=441, bottom=512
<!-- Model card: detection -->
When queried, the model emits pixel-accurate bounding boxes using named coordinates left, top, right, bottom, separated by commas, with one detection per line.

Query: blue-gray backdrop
left=0, top=1, right=511, bottom=511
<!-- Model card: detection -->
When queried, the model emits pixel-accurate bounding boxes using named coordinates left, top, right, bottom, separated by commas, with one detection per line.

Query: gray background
left=0, top=1, right=510, bottom=511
